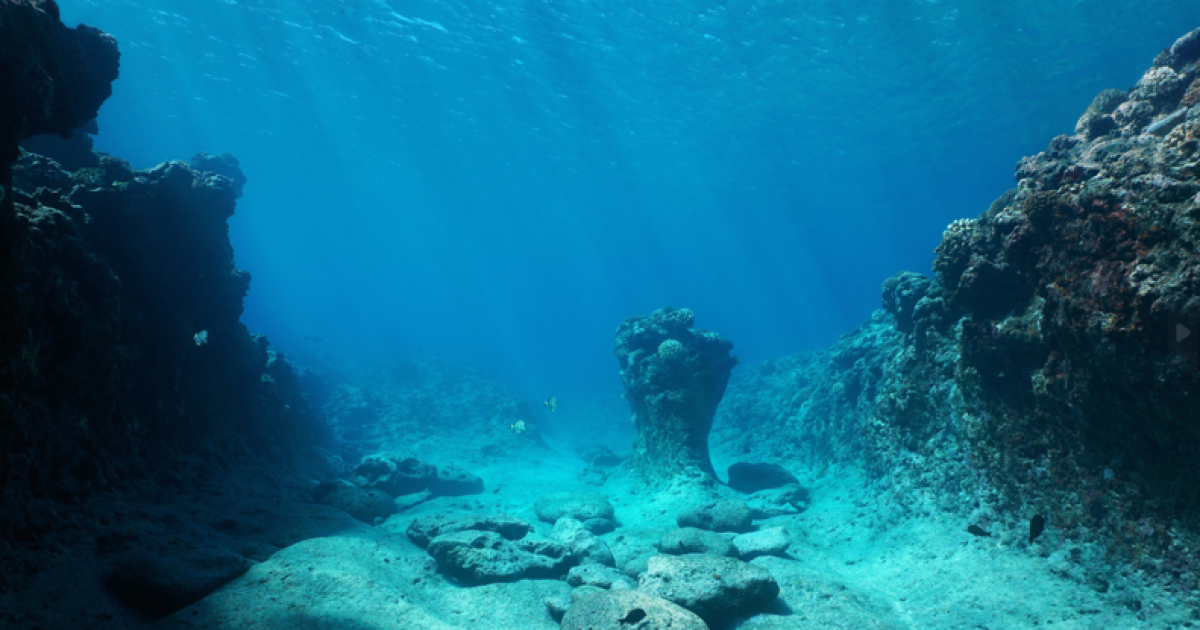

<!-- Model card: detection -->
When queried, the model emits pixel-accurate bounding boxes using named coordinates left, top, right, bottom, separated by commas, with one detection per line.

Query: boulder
left=656, top=527, right=735, bottom=557
left=560, top=588, right=709, bottom=630
left=426, top=531, right=572, bottom=584
left=727, top=463, right=799, bottom=494
left=553, top=518, right=615, bottom=567
left=677, top=499, right=753, bottom=533
left=732, top=527, right=791, bottom=560
left=582, top=518, right=616, bottom=535
left=354, top=453, right=436, bottom=497
left=566, top=563, right=636, bottom=589
left=535, top=491, right=614, bottom=523
left=313, top=480, right=396, bottom=525
left=405, top=512, right=531, bottom=549
left=639, top=554, right=779, bottom=626
left=430, top=464, right=484, bottom=496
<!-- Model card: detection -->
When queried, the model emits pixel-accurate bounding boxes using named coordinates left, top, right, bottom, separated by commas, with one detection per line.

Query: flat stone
left=639, top=554, right=779, bottom=626
left=560, top=588, right=708, bottom=630
left=732, top=527, right=791, bottom=559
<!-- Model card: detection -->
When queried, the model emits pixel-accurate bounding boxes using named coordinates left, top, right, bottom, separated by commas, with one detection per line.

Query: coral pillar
left=614, top=307, right=738, bottom=483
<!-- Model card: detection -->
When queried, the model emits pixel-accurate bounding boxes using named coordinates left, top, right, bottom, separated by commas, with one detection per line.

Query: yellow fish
left=544, top=397, right=558, bottom=412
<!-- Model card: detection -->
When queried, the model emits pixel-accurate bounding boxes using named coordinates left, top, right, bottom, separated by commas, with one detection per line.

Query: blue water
left=59, top=0, right=1200, bottom=399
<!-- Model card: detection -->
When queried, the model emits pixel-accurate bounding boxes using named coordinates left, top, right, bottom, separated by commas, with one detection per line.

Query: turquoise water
left=60, top=0, right=1200, bottom=397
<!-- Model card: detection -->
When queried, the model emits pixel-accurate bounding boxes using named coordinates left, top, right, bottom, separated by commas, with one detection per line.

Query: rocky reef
left=614, top=307, right=737, bottom=483
left=0, top=0, right=118, bottom=198
left=0, top=2, right=334, bottom=626
left=715, top=26, right=1200, bottom=603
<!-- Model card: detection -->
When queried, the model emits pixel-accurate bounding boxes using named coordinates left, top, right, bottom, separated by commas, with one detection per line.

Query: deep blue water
left=60, top=0, right=1200, bottom=399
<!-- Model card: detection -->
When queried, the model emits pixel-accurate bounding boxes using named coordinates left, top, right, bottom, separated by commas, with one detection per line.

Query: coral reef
left=614, top=307, right=737, bottom=483
left=713, top=26, right=1200, bottom=602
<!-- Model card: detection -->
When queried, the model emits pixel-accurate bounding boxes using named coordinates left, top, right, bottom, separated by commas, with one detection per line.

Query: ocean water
left=57, top=0, right=1200, bottom=402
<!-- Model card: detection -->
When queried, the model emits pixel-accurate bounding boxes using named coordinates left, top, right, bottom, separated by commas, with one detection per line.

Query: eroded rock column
left=614, top=307, right=737, bottom=483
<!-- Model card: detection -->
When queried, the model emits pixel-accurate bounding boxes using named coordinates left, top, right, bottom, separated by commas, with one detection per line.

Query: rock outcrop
left=614, top=307, right=737, bottom=482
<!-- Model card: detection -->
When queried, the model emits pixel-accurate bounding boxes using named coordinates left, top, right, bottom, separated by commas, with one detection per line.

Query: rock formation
left=714, top=26, right=1200, bottom=594
left=614, top=307, right=737, bottom=483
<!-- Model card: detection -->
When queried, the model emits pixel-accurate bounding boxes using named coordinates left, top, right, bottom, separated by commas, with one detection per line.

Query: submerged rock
left=313, top=479, right=396, bottom=525
left=677, top=498, right=753, bottom=533
left=552, top=517, right=615, bottom=567
left=535, top=490, right=615, bottom=523
left=354, top=453, right=437, bottom=497
left=656, top=527, right=735, bottom=557
left=614, top=307, right=738, bottom=482
left=732, top=527, right=791, bottom=560
left=566, top=563, right=636, bottom=589
left=560, top=588, right=709, bottom=630
left=426, top=530, right=572, bottom=584
left=430, top=464, right=484, bottom=496
left=638, top=554, right=779, bottom=626
left=405, top=512, right=531, bottom=549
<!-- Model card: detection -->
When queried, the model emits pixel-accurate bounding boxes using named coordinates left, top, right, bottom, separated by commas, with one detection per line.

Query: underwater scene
left=6, top=0, right=1200, bottom=628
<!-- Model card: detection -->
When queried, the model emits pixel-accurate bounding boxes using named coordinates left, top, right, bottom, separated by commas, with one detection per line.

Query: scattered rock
left=732, top=527, right=791, bottom=560
left=535, top=491, right=615, bottom=523
left=406, top=512, right=531, bottom=549
left=313, top=480, right=396, bottom=525
left=582, top=517, right=616, bottom=535
left=746, top=484, right=808, bottom=519
left=566, top=563, right=636, bottom=589
left=677, top=498, right=753, bottom=533
left=727, top=463, right=799, bottom=493
left=560, top=588, right=709, bottom=630
left=553, top=517, right=615, bottom=567
left=656, top=527, right=735, bottom=557
left=639, top=554, right=779, bottom=626
left=105, top=550, right=250, bottom=622
left=430, top=464, right=484, bottom=496
left=426, top=531, right=572, bottom=584
left=354, top=453, right=437, bottom=497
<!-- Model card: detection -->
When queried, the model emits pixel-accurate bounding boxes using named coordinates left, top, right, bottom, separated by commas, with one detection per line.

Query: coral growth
left=614, top=307, right=737, bottom=483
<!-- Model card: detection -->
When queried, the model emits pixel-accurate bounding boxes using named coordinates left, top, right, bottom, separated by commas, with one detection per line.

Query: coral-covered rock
left=566, top=563, right=635, bottom=589
left=0, top=0, right=119, bottom=183
left=614, top=307, right=737, bottom=482
left=731, top=527, right=791, bottom=560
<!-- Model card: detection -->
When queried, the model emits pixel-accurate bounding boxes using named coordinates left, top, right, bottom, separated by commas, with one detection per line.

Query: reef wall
left=0, top=0, right=321, bottom=578
left=716, top=27, right=1200, bottom=596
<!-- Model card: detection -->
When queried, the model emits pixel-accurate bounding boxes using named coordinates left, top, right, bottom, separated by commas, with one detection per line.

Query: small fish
left=509, top=420, right=526, bottom=434
left=543, top=397, right=558, bottom=412
left=1029, top=514, right=1046, bottom=544
left=193, top=330, right=209, bottom=346
left=967, top=525, right=991, bottom=538
left=302, top=335, right=323, bottom=343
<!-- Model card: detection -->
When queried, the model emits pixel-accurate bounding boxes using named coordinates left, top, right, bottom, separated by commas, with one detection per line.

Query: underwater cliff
left=3, top=0, right=1200, bottom=628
